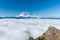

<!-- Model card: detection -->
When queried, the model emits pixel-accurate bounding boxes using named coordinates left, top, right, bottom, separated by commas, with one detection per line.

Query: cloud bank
left=0, top=19, right=60, bottom=40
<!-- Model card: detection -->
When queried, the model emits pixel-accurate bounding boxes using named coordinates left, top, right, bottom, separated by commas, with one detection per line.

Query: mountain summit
left=18, top=12, right=40, bottom=18
left=19, top=12, right=32, bottom=17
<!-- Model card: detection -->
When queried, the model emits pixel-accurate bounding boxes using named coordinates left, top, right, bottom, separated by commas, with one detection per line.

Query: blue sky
left=0, top=0, right=60, bottom=17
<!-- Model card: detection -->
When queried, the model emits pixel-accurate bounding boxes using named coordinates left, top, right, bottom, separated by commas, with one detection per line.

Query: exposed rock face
left=29, top=37, right=34, bottom=40
left=34, top=26, right=60, bottom=40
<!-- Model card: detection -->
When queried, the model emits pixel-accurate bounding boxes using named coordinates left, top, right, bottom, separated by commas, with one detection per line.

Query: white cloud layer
left=0, top=19, right=60, bottom=40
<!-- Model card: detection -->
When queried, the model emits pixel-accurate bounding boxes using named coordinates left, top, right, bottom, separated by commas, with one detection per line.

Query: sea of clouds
left=0, top=19, right=60, bottom=40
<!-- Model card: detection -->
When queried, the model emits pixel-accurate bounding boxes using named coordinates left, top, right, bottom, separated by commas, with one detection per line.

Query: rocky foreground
left=29, top=26, right=60, bottom=40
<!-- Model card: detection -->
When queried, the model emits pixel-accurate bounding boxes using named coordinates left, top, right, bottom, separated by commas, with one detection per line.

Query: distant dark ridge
left=0, top=17, right=60, bottom=19
left=40, top=17, right=60, bottom=19
left=0, top=17, right=38, bottom=19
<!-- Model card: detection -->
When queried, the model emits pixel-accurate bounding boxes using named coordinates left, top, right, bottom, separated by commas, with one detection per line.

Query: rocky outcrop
left=34, top=26, right=60, bottom=40
left=29, top=37, right=34, bottom=40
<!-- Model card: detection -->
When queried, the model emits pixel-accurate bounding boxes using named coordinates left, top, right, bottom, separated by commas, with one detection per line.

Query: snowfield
left=0, top=19, right=60, bottom=40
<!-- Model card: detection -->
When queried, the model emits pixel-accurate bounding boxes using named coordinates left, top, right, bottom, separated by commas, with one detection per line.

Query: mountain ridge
left=29, top=26, right=60, bottom=40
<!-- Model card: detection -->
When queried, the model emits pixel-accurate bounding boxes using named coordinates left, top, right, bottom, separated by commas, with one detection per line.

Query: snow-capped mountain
left=19, top=12, right=31, bottom=17
left=18, top=12, right=40, bottom=18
